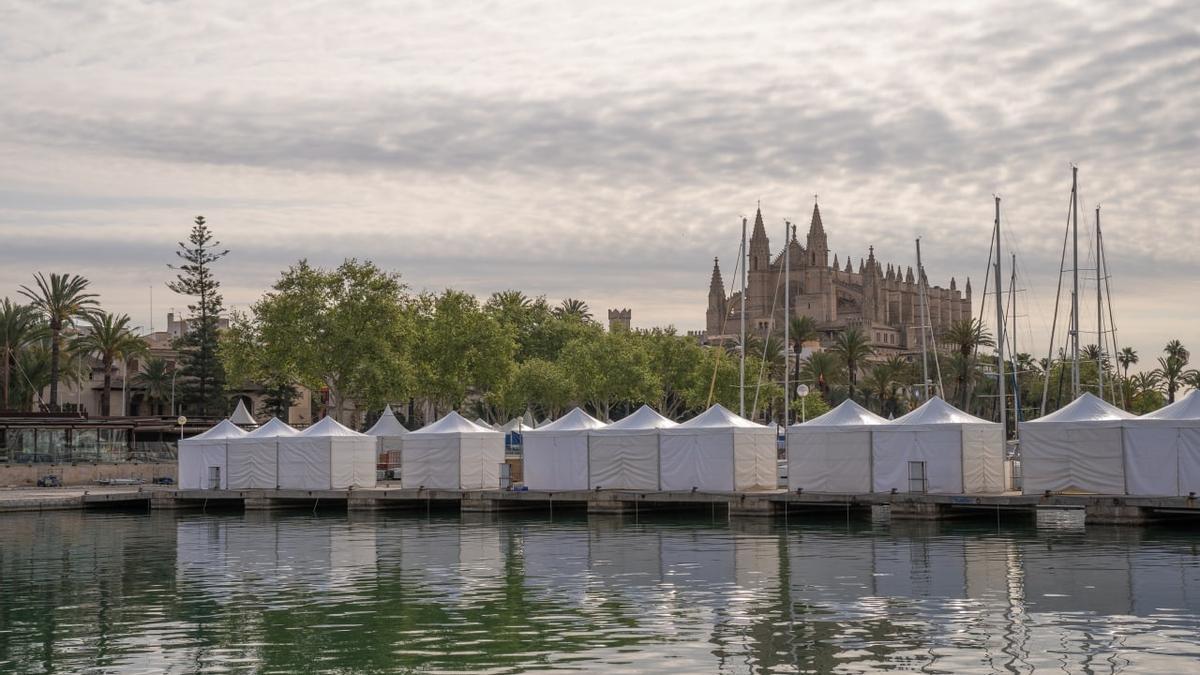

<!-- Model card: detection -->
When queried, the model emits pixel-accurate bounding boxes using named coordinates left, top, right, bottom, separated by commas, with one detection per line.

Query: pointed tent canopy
left=892, top=396, right=991, bottom=426
left=474, top=417, right=492, bottom=428
left=300, top=415, right=366, bottom=437
left=500, top=418, right=525, bottom=433
left=536, top=418, right=553, bottom=428
left=605, top=404, right=678, bottom=431
left=229, top=399, right=257, bottom=427
left=1140, top=389, right=1200, bottom=420
left=410, top=410, right=499, bottom=436
left=366, top=405, right=409, bottom=436
left=190, top=418, right=249, bottom=441
left=529, top=407, right=605, bottom=433
left=247, top=417, right=301, bottom=438
left=676, top=403, right=763, bottom=429
left=1029, top=392, right=1135, bottom=424
left=522, top=409, right=536, bottom=428
left=797, top=399, right=888, bottom=427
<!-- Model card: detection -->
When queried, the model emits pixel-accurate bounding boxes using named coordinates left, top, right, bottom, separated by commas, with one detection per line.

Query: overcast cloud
left=1, top=0, right=1197, bottom=365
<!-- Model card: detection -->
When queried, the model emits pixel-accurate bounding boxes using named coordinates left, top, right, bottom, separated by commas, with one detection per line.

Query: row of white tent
left=179, top=409, right=505, bottom=491
left=183, top=388, right=1200, bottom=496
left=1020, top=390, right=1200, bottom=496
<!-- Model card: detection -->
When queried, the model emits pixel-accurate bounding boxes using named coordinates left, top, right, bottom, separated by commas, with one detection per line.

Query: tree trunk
left=49, top=326, right=61, bottom=410
left=2, top=347, right=9, bottom=410
left=101, top=357, right=112, bottom=416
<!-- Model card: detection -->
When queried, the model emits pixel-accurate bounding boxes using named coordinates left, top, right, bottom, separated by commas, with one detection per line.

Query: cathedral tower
left=705, top=257, right=727, bottom=336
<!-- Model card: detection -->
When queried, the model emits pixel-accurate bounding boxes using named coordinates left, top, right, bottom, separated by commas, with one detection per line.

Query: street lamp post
left=796, top=384, right=810, bottom=423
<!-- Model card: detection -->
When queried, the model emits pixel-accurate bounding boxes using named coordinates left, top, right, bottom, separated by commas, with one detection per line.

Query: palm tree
left=1117, top=347, right=1138, bottom=379
left=18, top=273, right=99, bottom=410
left=862, top=362, right=903, bottom=417
left=940, top=319, right=994, bottom=410
left=1165, top=340, right=1190, bottom=363
left=941, top=318, right=995, bottom=357
left=554, top=298, right=592, bottom=322
left=132, top=357, right=173, bottom=415
left=1081, top=343, right=1104, bottom=364
left=71, top=312, right=147, bottom=416
left=829, top=327, right=874, bottom=401
left=799, top=351, right=842, bottom=397
left=787, top=315, right=818, bottom=386
left=0, top=299, right=40, bottom=410
left=1154, top=355, right=1187, bottom=404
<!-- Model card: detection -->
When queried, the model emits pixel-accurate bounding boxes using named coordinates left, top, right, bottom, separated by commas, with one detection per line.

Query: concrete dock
left=4, top=485, right=1199, bottom=526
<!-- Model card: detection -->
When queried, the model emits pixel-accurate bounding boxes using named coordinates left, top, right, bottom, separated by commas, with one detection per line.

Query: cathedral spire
left=709, top=257, right=724, bottom=295
left=905, top=266, right=915, bottom=284
left=805, top=198, right=828, bottom=267
left=832, top=253, right=839, bottom=269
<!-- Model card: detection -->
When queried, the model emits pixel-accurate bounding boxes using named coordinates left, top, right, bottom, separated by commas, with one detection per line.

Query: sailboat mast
left=1070, top=165, right=1080, bottom=398
left=993, top=196, right=1007, bottom=436
left=916, top=237, right=930, bottom=400
left=1096, top=205, right=1104, bottom=401
left=1010, top=253, right=1020, bottom=423
left=783, top=220, right=790, bottom=427
left=740, top=216, right=747, bottom=418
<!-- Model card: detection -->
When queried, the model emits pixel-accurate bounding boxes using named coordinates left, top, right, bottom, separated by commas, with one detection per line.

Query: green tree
left=1155, top=355, right=1188, bottom=404
left=491, top=358, right=573, bottom=420
left=1117, top=346, right=1138, bottom=380
left=799, top=351, right=844, bottom=398
left=167, top=216, right=229, bottom=416
left=639, top=328, right=705, bottom=419
left=0, top=299, right=40, bottom=410
left=258, top=378, right=300, bottom=420
left=787, top=315, right=819, bottom=385
left=559, top=331, right=658, bottom=420
left=414, top=289, right=515, bottom=413
left=222, top=259, right=417, bottom=422
left=940, top=318, right=994, bottom=410
left=132, top=356, right=173, bottom=415
left=553, top=298, right=593, bottom=322
left=829, top=327, right=874, bottom=401
left=18, top=272, right=98, bottom=410
left=72, top=312, right=147, bottom=416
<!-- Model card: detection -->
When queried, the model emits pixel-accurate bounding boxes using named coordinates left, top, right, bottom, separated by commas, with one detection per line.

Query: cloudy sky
left=1, top=0, right=1197, bottom=367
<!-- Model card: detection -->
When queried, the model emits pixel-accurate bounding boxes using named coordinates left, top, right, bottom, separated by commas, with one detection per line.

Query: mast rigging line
left=706, top=218, right=748, bottom=408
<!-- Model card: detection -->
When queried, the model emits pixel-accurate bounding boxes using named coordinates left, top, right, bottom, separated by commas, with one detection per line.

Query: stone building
left=607, top=308, right=632, bottom=332
left=705, top=202, right=971, bottom=355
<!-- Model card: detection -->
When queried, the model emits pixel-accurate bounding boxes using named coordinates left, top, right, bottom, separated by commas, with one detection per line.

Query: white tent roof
left=674, top=404, right=763, bottom=429
left=1141, top=389, right=1200, bottom=420
left=891, top=396, right=992, bottom=426
left=410, top=410, right=501, bottom=436
left=190, top=419, right=249, bottom=441
left=1029, top=392, right=1135, bottom=424
left=499, top=418, right=524, bottom=432
left=527, top=407, right=606, bottom=433
left=246, top=417, right=301, bottom=438
left=602, top=404, right=678, bottom=431
left=365, top=405, right=409, bottom=436
left=795, top=399, right=888, bottom=427
left=229, top=399, right=257, bottom=426
left=301, top=415, right=366, bottom=437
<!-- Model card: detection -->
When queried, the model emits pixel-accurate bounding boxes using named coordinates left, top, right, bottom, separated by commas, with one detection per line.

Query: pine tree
left=167, top=216, right=229, bottom=416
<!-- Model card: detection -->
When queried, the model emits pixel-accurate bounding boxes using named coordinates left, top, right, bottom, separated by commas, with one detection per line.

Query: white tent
left=365, top=405, right=407, bottom=474
left=229, top=399, right=257, bottom=427
left=659, top=404, right=776, bottom=491
left=277, top=416, right=377, bottom=489
left=1021, top=392, right=1135, bottom=494
left=587, top=404, right=677, bottom=490
left=1123, top=390, right=1200, bottom=496
left=872, top=397, right=1004, bottom=494
left=227, top=417, right=299, bottom=489
left=523, top=407, right=606, bottom=490
left=400, top=411, right=505, bottom=489
left=787, top=400, right=888, bottom=493
left=178, top=419, right=247, bottom=489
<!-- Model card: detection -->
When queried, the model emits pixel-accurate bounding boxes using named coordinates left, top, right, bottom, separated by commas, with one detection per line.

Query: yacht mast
left=783, top=220, right=790, bottom=427
left=993, top=196, right=1007, bottom=436
left=916, top=237, right=930, bottom=400
left=1096, top=205, right=1104, bottom=401
left=1070, top=166, right=1080, bottom=398
left=740, top=216, right=747, bottom=418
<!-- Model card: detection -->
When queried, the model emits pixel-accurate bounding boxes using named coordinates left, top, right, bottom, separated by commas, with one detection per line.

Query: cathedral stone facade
left=705, top=202, right=971, bottom=355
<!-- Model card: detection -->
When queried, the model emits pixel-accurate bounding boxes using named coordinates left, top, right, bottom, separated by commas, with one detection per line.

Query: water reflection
left=1, top=510, right=1200, bottom=673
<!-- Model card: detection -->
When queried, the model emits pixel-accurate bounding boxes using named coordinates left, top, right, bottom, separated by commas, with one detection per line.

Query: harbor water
left=1, top=508, right=1199, bottom=673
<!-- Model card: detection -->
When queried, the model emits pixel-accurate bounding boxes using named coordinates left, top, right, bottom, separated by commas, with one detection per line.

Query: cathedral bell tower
left=706, top=257, right=727, bottom=336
